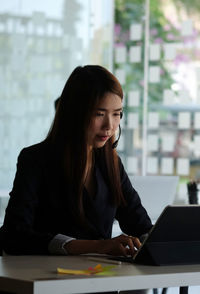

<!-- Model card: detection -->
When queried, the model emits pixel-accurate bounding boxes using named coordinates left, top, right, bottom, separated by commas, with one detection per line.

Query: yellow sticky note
left=57, top=267, right=90, bottom=275
left=57, top=264, right=116, bottom=276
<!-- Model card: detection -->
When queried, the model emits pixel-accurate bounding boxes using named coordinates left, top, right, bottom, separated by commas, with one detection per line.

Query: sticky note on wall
left=161, top=134, right=175, bottom=152
left=127, top=156, right=138, bottom=174
left=127, top=113, right=139, bottom=129
left=176, top=158, right=190, bottom=175
left=194, top=112, right=200, bottom=129
left=149, top=44, right=161, bottom=61
left=147, top=134, right=159, bottom=152
left=193, top=135, right=200, bottom=156
left=128, top=91, right=140, bottom=107
left=178, top=112, right=191, bottom=129
left=130, top=23, right=142, bottom=41
left=148, top=112, right=159, bottom=129
left=178, top=90, right=189, bottom=104
left=115, top=47, right=127, bottom=63
left=115, top=69, right=125, bottom=85
left=129, top=46, right=141, bottom=63
left=161, top=158, right=174, bottom=175
left=163, top=89, right=175, bottom=105
left=163, top=43, right=176, bottom=61
left=181, top=19, right=193, bottom=37
left=149, top=66, right=160, bottom=83
left=147, top=157, right=158, bottom=174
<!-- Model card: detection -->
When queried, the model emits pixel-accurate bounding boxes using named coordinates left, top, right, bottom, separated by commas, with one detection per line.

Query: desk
left=0, top=255, right=199, bottom=294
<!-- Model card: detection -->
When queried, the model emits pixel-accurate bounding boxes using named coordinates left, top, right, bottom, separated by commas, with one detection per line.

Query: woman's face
left=87, top=92, right=123, bottom=148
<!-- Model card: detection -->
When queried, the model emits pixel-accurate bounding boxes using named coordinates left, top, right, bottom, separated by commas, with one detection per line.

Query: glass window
left=0, top=0, right=113, bottom=223
left=114, top=0, right=200, bottom=203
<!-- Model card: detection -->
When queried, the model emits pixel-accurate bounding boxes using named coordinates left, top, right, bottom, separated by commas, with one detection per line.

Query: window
left=0, top=0, right=113, bottom=223
left=114, top=0, right=200, bottom=203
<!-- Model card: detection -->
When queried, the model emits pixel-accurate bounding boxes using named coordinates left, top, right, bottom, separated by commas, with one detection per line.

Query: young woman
left=1, top=65, right=152, bottom=257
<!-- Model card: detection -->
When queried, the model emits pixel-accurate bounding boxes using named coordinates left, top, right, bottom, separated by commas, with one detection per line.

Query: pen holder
left=187, top=181, right=198, bottom=204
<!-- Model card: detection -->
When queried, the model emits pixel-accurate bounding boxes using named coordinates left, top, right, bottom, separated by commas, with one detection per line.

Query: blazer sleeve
left=1, top=148, right=55, bottom=255
left=115, top=158, right=153, bottom=237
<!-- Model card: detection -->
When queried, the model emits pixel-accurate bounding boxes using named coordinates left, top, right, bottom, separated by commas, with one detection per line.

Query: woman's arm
left=65, top=234, right=141, bottom=256
left=116, top=158, right=153, bottom=237
left=2, top=146, right=55, bottom=255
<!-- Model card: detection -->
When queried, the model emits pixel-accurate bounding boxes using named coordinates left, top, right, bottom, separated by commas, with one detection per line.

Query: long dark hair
left=46, top=65, right=125, bottom=221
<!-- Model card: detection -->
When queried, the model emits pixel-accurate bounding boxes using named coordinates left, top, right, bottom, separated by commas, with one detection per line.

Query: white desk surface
left=0, top=255, right=200, bottom=294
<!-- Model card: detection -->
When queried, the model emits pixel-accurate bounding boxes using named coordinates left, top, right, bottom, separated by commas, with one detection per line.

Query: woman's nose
left=103, top=115, right=112, bottom=129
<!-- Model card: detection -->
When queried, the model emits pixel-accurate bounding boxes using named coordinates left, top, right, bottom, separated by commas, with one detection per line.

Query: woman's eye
left=113, top=113, right=121, bottom=117
left=96, top=112, right=104, bottom=117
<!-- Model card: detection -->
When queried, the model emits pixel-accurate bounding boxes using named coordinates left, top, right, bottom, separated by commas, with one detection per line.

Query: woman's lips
left=97, top=135, right=110, bottom=141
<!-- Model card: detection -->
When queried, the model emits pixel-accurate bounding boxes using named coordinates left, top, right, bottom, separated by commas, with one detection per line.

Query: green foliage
left=114, top=0, right=178, bottom=108
left=173, top=0, right=200, bottom=15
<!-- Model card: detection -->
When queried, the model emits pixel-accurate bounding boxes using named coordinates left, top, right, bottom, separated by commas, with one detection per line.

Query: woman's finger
left=112, top=234, right=142, bottom=256
left=119, top=234, right=141, bottom=249
left=117, top=235, right=139, bottom=256
left=126, top=237, right=135, bottom=255
left=119, top=243, right=128, bottom=256
left=129, top=236, right=141, bottom=249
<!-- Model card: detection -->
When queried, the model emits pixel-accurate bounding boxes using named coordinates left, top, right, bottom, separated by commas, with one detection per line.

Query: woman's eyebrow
left=97, top=107, right=123, bottom=111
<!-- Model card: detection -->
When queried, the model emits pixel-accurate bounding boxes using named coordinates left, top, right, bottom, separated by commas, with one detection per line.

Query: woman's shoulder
left=19, top=140, right=52, bottom=162
left=117, top=156, right=129, bottom=184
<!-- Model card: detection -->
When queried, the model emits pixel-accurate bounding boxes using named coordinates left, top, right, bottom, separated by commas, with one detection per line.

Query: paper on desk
left=57, top=264, right=116, bottom=276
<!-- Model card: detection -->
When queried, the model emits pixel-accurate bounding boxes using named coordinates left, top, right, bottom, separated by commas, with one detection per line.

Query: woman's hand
left=97, top=234, right=141, bottom=257
left=65, top=234, right=141, bottom=256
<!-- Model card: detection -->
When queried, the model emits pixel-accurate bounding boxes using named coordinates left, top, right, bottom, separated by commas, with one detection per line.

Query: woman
left=1, top=65, right=152, bottom=258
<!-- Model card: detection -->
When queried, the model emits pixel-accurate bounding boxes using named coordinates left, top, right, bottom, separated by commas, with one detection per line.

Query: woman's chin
left=93, top=140, right=108, bottom=148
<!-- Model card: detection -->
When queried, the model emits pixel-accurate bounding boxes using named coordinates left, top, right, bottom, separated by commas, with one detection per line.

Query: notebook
left=108, top=205, right=200, bottom=266
left=129, top=176, right=179, bottom=222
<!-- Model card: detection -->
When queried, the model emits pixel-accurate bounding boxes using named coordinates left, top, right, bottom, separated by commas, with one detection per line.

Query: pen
left=87, top=257, right=122, bottom=265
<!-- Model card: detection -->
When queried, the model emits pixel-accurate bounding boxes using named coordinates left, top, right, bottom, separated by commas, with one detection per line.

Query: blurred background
left=0, top=0, right=200, bottom=226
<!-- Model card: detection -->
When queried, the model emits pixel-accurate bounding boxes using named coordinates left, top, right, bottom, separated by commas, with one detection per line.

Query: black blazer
left=1, top=141, right=152, bottom=255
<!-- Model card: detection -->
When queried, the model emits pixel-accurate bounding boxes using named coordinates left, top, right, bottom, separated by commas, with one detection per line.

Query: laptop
left=108, top=205, right=200, bottom=266
left=129, top=176, right=179, bottom=222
